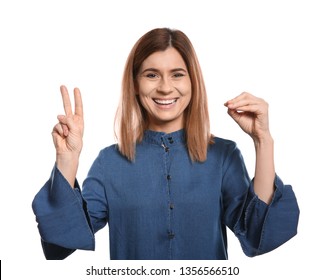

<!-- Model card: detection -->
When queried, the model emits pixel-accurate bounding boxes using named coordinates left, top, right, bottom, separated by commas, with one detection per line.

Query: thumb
left=57, top=115, right=76, bottom=136
left=227, top=109, right=241, bottom=123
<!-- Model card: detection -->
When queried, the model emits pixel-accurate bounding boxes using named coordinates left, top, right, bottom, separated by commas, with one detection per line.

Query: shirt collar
left=143, top=129, right=186, bottom=146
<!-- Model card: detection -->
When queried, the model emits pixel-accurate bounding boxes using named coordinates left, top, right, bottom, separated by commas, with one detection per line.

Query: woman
left=32, top=28, right=299, bottom=260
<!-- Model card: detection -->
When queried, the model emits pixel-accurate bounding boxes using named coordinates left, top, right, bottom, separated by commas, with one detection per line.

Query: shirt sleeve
left=222, top=143, right=300, bottom=257
left=32, top=165, right=96, bottom=259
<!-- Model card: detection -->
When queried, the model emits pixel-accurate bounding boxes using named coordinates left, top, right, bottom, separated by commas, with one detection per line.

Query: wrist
left=56, top=153, right=80, bottom=163
left=253, top=132, right=274, bottom=147
left=56, top=154, right=80, bottom=187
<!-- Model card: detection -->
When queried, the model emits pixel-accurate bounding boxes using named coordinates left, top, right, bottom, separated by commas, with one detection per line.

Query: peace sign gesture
left=52, top=86, right=84, bottom=186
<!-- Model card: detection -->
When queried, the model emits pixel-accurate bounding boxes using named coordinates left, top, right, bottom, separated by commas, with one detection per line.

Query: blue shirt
left=32, top=129, right=299, bottom=260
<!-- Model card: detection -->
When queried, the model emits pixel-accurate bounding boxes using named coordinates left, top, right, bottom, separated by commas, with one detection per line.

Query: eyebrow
left=140, top=67, right=188, bottom=74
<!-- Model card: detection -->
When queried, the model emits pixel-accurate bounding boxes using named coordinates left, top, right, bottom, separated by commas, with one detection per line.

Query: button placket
left=161, top=142, right=169, bottom=153
left=161, top=136, right=175, bottom=253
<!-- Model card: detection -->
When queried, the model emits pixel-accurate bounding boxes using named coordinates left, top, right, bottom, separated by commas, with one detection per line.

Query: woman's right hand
left=52, top=85, right=84, bottom=187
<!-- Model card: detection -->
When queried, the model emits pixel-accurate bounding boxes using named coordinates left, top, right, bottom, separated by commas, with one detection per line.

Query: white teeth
left=154, top=99, right=177, bottom=105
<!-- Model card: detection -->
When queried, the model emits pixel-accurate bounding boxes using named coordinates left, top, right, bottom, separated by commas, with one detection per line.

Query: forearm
left=56, top=154, right=80, bottom=188
left=253, top=134, right=275, bottom=204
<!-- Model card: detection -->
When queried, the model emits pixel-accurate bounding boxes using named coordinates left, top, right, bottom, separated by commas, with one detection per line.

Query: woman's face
left=136, top=47, right=192, bottom=133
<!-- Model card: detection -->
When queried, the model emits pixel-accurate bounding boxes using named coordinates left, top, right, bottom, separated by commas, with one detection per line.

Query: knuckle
left=262, top=99, right=269, bottom=108
left=53, top=123, right=59, bottom=131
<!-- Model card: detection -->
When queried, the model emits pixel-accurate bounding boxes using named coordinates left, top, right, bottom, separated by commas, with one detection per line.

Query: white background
left=1, top=0, right=322, bottom=279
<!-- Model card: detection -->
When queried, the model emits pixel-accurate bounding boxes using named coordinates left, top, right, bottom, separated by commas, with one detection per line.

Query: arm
left=32, top=149, right=109, bottom=259
left=223, top=92, right=299, bottom=256
left=52, top=85, right=84, bottom=187
left=253, top=135, right=275, bottom=204
left=224, top=92, right=275, bottom=204
left=32, top=86, right=86, bottom=259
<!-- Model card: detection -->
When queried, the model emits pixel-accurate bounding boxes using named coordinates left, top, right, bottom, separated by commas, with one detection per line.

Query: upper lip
left=153, top=98, right=178, bottom=101
left=153, top=98, right=178, bottom=104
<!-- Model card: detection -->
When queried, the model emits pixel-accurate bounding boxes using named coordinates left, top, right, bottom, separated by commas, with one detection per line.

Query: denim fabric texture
left=32, top=129, right=299, bottom=260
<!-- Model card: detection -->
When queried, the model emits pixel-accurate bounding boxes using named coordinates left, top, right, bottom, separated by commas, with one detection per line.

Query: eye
left=173, top=72, right=185, bottom=78
left=145, top=73, right=158, bottom=79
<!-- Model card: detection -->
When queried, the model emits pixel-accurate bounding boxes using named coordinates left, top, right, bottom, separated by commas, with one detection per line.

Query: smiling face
left=136, top=47, right=192, bottom=133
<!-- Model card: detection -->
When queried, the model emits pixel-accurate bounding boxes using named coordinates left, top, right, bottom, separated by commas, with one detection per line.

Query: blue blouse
left=32, top=129, right=299, bottom=260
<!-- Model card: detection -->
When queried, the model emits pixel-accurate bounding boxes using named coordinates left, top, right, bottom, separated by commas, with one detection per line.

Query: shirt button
left=169, top=203, right=174, bottom=210
left=167, top=175, right=171, bottom=180
left=168, top=137, right=174, bottom=144
left=168, top=232, right=175, bottom=239
left=165, top=147, right=169, bottom=152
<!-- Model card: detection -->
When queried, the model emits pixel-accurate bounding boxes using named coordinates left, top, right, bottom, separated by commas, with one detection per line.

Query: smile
left=153, top=98, right=178, bottom=105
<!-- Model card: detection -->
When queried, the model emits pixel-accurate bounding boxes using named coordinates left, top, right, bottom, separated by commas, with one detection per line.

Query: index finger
left=60, top=85, right=73, bottom=116
left=74, top=87, right=83, bottom=117
left=224, top=92, right=258, bottom=109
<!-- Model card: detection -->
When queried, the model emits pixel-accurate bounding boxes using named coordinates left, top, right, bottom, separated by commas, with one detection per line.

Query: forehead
left=141, top=47, right=187, bottom=69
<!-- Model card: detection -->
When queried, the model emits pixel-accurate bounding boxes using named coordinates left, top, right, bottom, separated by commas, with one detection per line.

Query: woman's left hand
left=224, top=92, right=271, bottom=143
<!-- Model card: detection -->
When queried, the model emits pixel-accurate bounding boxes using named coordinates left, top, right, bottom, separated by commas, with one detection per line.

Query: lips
left=153, top=98, right=178, bottom=105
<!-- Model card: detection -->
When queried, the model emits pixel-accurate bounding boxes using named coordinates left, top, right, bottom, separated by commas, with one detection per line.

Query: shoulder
left=206, top=136, right=243, bottom=163
left=94, top=144, right=128, bottom=164
left=99, top=144, right=120, bottom=156
left=207, top=136, right=245, bottom=169
left=87, top=144, right=133, bottom=177
left=210, top=136, right=238, bottom=153
left=103, top=143, right=131, bottom=159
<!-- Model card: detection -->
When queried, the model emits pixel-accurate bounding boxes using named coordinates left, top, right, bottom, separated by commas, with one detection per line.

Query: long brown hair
left=115, top=28, right=213, bottom=162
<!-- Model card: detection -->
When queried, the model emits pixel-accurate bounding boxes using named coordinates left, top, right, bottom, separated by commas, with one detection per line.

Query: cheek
left=177, top=80, right=192, bottom=96
left=182, top=89, right=192, bottom=109
left=184, top=94, right=192, bottom=108
left=137, top=80, right=154, bottom=97
left=138, top=95, right=152, bottom=113
left=180, top=84, right=192, bottom=101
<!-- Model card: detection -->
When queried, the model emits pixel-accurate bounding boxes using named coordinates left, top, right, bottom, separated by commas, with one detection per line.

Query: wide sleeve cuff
left=257, top=174, right=300, bottom=254
left=32, top=165, right=95, bottom=251
left=234, top=174, right=300, bottom=257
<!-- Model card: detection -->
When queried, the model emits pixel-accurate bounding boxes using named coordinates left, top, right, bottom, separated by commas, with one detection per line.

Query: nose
left=157, top=77, right=173, bottom=94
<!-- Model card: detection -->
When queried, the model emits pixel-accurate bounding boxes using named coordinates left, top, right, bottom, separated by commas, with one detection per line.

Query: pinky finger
left=56, top=115, right=69, bottom=136
left=52, top=123, right=65, bottom=138
left=62, top=124, right=69, bottom=137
